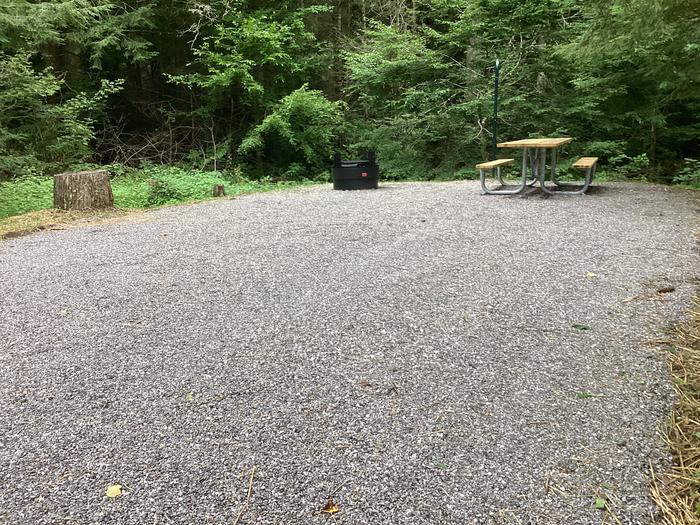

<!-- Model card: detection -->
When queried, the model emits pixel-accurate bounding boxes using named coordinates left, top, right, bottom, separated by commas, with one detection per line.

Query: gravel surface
left=1, top=181, right=698, bottom=525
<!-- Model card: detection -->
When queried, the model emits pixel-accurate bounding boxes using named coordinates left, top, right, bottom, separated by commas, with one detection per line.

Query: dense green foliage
left=0, top=0, right=698, bottom=190
left=238, top=85, right=345, bottom=180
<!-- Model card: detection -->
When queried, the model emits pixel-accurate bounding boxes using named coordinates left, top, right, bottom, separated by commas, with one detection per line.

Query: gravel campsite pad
left=1, top=181, right=698, bottom=524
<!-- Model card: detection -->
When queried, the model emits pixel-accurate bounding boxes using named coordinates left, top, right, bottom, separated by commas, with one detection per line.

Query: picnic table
left=477, top=137, right=598, bottom=195
left=496, top=137, right=573, bottom=195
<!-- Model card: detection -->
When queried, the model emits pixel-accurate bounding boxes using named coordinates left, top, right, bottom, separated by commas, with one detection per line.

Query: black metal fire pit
left=332, top=151, right=379, bottom=190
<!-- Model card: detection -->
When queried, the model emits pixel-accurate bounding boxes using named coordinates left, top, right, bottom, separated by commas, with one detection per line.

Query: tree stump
left=53, top=170, right=114, bottom=210
left=212, top=184, right=226, bottom=197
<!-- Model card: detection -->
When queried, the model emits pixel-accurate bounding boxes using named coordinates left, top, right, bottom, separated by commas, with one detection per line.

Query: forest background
left=1, top=0, right=698, bottom=218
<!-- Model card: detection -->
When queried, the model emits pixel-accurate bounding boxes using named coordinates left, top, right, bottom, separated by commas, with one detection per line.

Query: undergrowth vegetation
left=0, top=166, right=314, bottom=220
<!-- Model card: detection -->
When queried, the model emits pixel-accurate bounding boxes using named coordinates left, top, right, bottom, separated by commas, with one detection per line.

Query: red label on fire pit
left=361, top=172, right=368, bottom=177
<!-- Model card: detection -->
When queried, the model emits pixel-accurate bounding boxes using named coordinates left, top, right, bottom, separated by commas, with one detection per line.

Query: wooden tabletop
left=497, top=138, right=573, bottom=148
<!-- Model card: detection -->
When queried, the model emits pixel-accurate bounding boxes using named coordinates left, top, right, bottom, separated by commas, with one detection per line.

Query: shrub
left=146, top=179, right=184, bottom=206
left=672, top=159, right=700, bottom=188
left=238, top=85, right=345, bottom=181
left=137, top=165, right=225, bottom=205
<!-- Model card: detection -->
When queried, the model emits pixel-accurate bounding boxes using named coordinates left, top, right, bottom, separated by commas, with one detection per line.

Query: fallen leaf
left=586, top=272, right=597, bottom=278
left=594, top=497, right=606, bottom=509
left=106, top=484, right=122, bottom=498
left=321, top=500, right=340, bottom=515
left=357, top=380, right=373, bottom=389
left=572, top=324, right=591, bottom=331
left=657, top=285, right=675, bottom=294
left=186, top=392, right=194, bottom=402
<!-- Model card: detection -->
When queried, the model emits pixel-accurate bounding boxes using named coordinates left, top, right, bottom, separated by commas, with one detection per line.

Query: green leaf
left=595, top=498, right=606, bottom=509
left=572, top=324, right=591, bottom=331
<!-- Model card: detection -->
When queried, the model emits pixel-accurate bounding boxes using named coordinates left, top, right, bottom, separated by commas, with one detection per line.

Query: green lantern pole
left=491, top=58, right=500, bottom=160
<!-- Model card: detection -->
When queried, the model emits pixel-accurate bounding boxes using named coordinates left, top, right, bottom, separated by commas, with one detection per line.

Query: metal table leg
left=525, top=148, right=538, bottom=186
left=537, top=147, right=548, bottom=191
left=493, top=150, right=532, bottom=187
left=540, top=147, right=568, bottom=195
left=550, top=148, right=558, bottom=183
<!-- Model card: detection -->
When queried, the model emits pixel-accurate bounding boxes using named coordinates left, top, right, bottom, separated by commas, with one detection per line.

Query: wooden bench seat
left=475, top=158, right=514, bottom=169
left=572, top=157, right=598, bottom=169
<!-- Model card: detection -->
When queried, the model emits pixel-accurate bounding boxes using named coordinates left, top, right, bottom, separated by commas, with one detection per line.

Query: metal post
left=491, top=58, right=500, bottom=160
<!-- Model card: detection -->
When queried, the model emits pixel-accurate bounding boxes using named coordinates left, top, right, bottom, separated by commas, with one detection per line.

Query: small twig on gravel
left=327, top=479, right=349, bottom=499
left=233, top=466, right=256, bottom=525
left=622, top=294, right=643, bottom=303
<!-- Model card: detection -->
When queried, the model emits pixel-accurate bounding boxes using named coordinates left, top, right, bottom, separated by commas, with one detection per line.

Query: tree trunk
left=53, top=170, right=114, bottom=210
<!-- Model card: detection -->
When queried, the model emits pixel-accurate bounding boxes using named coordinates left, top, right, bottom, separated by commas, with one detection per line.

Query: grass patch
left=651, top=297, right=700, bottom=524
left=0, top=175, right=54, bottom=217
left=0, top=166, right=319, bottom=238
left=0, top=166, right=317, bottom=219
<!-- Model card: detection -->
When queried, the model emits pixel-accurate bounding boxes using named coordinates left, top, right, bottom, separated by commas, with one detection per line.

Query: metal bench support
left=480, top=165, right=528, bottom=195
left=548, top=156, right=597, bottom=195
